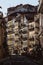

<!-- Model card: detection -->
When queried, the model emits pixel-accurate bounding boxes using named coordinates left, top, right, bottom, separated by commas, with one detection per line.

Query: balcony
left=14, top=32, right=19, bottom=36
left=35, top=39, right=40, bottom=45
left=6, top=27, right=13, bottom=31
left=35, top=28, right=39, bottom=34
left=15, top=40, right=19, bottom=43
left=14, top=26, right=19, bottom=30
left=29, top=41, right=35, bottom=45
left=21, top=17, right=24, bottom=23
left=22, top=40, right=28, bottom=43
left=21, top=30, right=27, bottom=34
left=7, top=40, right=15, bottom=45
left=15, top=34, right=19, bottom=37
left=34, top=14, right=39, bottom=22
left=21, top=23, right=26, bottom=26
left=29, top=37, right=34, bottom=41
left=21, top=34, right=28, bottom=38
left=35, top=22, right=39, bottom=28
left=6, top=24, right=15, bottom=28
left=8, top=44, right=14, bottom=54
left=19, top=29, right=28, bottom=34
left=20, top=27, right=28, bottom=32
left=29, top=25, right=34, bottom=30
left=18, top=25, right=21, bottom=29
left=29, top=20, right=33, bottom=23
left=29, top=31, right=35, bottom=36
left=22, top=40, right=28, bottom=48
left=7, top=38, right=14, bottom=41
left=7, top=35, right=14, bottom=40
left=21, top=23, right=28, bottom=28
left=14, top=36, right=19, bottom=40
left=7, top=20, right=15, bottom=27
left=7, top=34, right=15, bottom=39
left=13, top=28, right=19, bottom=32
left=6, top=28, right=14, bottom=33
left=14, top=22, right=18, bottom=26
left=29, top=22, right=35, bottom=26
left=7, top=34, right=15, bottom=38
left=22, top=44, right=27, bottom=48
left=21, top=36, right=28, bottom=41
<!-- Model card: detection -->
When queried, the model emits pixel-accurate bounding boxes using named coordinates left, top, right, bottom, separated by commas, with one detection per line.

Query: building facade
left=6, top=4, right=38, bottom=55
left=0, top=1, right=43, bottom=58
left=0, top=12, right=8, bottom=59
left=37, top=0, right=43, bottom=55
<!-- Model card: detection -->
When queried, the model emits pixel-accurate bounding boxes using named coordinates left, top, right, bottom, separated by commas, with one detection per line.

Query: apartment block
left=6, top=4, right=37, bottom=55
left=37, top=0, right=43, bottom=49
left=0, top=12, right=8, bottom=59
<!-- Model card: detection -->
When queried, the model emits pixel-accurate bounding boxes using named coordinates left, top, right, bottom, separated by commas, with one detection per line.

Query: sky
left=0, top=0, right=39, bottom=16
